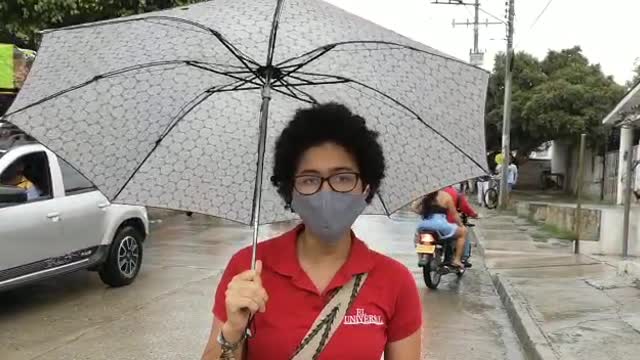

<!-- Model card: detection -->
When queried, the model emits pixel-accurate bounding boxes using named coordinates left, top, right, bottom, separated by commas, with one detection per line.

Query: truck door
left=0, top=150, right=64, bottom=271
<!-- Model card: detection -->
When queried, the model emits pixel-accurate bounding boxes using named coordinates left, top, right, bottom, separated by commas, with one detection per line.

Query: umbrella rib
left=285, top=74, right=350, bottom=87
left=48, top=15, right=261, bottom=79
left=289, top=87, right=318, bottom=104
left=273, top=77, right=320, bottom=104
left=376, top=192, right=392, bottom=217
left=276, top=46, right=336, bottom=80
left=3, top=60, right=260, bottom=119
left=158, top=76, right=259, bottom=139
left=113, top=91, right=216, bottom=200
left=265, top=0, right=287, bottom=67
left=214, top=85, right=263, bottom=92
left=113, top=79, right=253, bottom=200
left=276, top=41, right=488, bottom=73
left=270, top=85, right=315, bottom=104
left=277, top=78, right=319, bottom=104
left=296, top=71, right=487, bottom=172
left=187, top=61, right=264, bottom=87
left=273, top=78, right=299, bottom=99
left=4, top=60, right=194, bottom=118
left=276, top=74, right=351, bottom=104
left=283, top=74, right=315, bottom=85
left=214, top=36, right=263, bottom=82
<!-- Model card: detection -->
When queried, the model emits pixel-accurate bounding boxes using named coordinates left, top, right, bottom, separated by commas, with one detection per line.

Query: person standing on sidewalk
left=201, top=103, right=422, bottom=360
left=496, top=156, right=518, bottom=195
left=476, top=176, right=488, bottom=207
left=506, top=158, right=518, bottom=192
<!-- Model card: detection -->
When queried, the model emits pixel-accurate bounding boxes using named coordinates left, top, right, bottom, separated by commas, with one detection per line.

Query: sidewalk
left=474, top=211, right=640, bottom=360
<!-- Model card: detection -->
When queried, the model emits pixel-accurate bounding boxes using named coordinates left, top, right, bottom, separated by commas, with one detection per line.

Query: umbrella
left=3, top=0, right=489, bottom=268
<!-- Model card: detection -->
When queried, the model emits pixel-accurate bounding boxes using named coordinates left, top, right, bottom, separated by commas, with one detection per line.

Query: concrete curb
left=472, top=227, right=559, bottom=360
left=491, top=274, right=559, bottom=360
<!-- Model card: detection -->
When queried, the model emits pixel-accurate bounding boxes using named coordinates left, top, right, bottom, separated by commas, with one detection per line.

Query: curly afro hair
left=271, top=102, right=385, bottom=206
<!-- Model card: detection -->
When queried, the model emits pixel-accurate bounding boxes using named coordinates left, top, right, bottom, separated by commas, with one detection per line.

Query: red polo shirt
left=213, top=225, right=422, bottom=359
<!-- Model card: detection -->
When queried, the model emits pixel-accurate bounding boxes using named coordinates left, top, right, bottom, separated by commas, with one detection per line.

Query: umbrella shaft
left=250, top=81, right=273, bottom=270
left=251, top=0, right=285, bottom=270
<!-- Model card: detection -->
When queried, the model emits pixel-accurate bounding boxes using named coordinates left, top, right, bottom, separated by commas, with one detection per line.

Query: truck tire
left=99, top=226, right=143, bottom=287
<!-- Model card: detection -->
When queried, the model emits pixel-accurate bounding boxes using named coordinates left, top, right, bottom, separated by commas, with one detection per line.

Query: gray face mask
left=291, top=191, right=368, bottom=244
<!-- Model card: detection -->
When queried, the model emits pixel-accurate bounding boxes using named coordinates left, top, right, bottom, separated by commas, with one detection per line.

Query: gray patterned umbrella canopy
left=5, top=0, right=489, bottom=227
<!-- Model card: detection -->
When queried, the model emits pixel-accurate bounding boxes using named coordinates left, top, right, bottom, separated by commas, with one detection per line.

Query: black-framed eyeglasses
left=294, top=172, right=361, bottom=195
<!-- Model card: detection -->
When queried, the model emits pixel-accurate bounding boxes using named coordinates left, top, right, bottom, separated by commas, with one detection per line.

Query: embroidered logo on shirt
left=343, top=308, right=384, bottom=326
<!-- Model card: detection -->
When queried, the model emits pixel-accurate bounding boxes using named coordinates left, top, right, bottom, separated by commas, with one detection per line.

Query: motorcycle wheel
left=423, top=255, right=442, bottom=289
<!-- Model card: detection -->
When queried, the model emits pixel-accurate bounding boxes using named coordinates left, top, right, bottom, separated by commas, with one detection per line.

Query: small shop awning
left=603, top=82, right=640, bottom=125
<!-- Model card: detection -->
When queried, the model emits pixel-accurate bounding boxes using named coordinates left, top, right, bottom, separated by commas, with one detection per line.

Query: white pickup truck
left=0, top=133, right=149, bottom=291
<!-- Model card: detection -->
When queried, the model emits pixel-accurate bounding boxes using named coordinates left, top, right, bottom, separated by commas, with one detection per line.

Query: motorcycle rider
left=413, top=185, right=478, bottom=267
left=414, top=191, right=467, bottom=270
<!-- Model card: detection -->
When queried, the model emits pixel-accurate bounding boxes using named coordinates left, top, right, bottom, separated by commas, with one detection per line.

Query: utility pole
left=498, top=0, right=515, bottom=208
left=621, top=122, right=634, bottom=258
left=433, top=0, right=501, bottom=66
left=574, top=133, right=587, bottom=254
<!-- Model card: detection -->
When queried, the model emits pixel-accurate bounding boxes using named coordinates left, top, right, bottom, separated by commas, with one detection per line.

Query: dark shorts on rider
left=417, top=214, right=457, bottom=239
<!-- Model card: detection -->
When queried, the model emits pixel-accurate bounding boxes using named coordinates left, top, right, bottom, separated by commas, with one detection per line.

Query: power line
left=514, top=0, right=554, bottom=49
left=529, top=0, right=554, bottom=30
left=478, top=6, right=506, bottom=24
left=463, top=3, right=474, bottom=18
left=434, top=0, right=501, bottom=66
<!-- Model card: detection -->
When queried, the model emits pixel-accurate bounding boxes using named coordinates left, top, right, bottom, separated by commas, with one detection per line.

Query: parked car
left=0, top=131, right=148, bottom=291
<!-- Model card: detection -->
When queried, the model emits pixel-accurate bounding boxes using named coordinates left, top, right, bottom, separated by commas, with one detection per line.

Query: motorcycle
left=416, top=213, right=475, bottom=289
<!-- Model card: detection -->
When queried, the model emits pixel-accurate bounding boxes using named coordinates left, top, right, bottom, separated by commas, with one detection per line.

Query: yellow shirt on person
left=15, top=176, right=40, bottom=200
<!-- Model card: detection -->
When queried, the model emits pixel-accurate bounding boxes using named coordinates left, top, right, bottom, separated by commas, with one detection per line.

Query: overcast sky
left=325, top=0, right=639, bottom=85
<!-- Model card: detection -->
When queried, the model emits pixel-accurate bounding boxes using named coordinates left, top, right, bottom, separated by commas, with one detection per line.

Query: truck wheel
left=99, top=226, right=143, bottom=287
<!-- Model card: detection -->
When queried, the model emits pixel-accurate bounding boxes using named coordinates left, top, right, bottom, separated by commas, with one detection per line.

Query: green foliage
left=0, top=0, right=203, bottom=48
left=486, top=46, right=625, bottom=156
left=627, top=62, right=640, bottom=89
left=540, top=223, right=577, bottom=241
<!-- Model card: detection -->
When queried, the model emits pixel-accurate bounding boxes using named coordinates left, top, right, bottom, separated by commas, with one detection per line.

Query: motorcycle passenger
left=415, top=191, right=467, bottom=269
left=443, top=185, right=478, bottom=221
left=443, top=185, right=478, bottom=266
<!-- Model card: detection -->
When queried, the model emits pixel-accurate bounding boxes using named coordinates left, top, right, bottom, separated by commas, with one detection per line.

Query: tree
left=0, top=0, right=203, bottom=49
left=485, top=51, right=547, bottom=155
left=485, top=46, right=625, bottom=157
left=627, top=61, right=640, bottom=89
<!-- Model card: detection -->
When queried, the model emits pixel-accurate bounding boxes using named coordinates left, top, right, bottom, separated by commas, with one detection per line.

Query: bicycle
left=483, top=176, right=500, bottom=209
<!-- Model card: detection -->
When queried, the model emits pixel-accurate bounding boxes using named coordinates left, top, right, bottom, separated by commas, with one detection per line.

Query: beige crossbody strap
left=290, top=273, right=369, bottom=360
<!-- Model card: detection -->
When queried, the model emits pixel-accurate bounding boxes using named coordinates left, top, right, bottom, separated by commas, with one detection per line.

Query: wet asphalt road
left=0, top=213, right=523, bottom=360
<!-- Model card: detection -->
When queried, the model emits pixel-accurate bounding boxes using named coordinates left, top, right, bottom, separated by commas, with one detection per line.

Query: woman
left=415, top=190, right=467, bottom=269
left=201, top=103, right=422, bottom=359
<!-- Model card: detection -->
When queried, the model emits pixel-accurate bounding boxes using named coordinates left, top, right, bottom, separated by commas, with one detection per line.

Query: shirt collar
left=264, top=224, right=375, bottom=293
